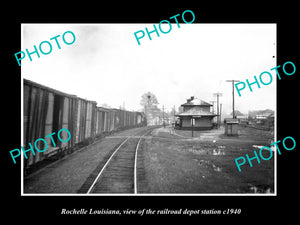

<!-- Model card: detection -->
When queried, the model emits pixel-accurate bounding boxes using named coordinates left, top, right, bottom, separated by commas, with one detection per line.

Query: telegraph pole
left=162, top=105, right=165, bottom=127
left=191, top=116, right=194, bottom=138
left=213, top=92, right=222, bottom=127
left=173, top=105, right=176, bottom=127
left=226, top=80, right=240, bottom=119
left=220, top=103, right=222, bottom=126
left=147, top=95, right=151, bottom=126
left=210, top=100, right=216, bottom=127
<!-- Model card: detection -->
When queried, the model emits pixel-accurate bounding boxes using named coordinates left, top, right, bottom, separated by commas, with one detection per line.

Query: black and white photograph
left=3, top=3, right=299, bottom=221
left=21, top=23, right=276, bottom=195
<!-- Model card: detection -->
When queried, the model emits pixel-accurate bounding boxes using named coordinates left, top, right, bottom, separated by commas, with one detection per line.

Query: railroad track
left=78, top=127, right=155, bottom=194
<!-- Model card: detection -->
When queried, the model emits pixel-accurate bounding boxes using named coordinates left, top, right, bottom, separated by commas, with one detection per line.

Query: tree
left=140, top=92, right=161, bottom=125
left=140, top=92, right=159, bottom=108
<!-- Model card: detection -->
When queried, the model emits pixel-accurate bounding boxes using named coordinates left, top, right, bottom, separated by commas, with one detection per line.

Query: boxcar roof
left=24, top=78, right=78, bottom=99
left=77, top=97, right=97, bottom=104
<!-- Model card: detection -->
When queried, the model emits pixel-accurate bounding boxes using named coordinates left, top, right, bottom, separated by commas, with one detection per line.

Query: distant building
left=248, top=109, right=274, bottom=120
left=247, top=109, right=274, bottom=130
left=255, top=111, right=274, bottom=127
left=175, top=96, right=217, bottom=130
left=230, top=110, right=247, bottom=119
left=230, top=110, right=248, bottom=125
left=255, top=111, right=274, bottom=120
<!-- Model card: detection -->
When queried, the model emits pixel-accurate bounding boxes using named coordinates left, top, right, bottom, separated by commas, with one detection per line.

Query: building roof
left=230, top=110, right=244, bottom=116
left=176, top=107, right=217, bottom=117
left=181, top=97, right=212, bottom=107
left=256, top=111, right=274, bottom=118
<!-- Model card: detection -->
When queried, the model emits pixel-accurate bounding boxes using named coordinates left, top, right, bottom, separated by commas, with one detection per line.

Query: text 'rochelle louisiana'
left=133, top=10, right=195, bottom=45
left=14, top=31, right=76, bottom=66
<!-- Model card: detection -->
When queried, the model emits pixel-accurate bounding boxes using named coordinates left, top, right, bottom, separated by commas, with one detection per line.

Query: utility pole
left=191, top=116, right=194, bottom=138
left=210, top=100, right=216, bottom=126
left=213, top=92, right=223, bottom=127
left=220, top=103, right=222, bottom=126
left=173, top=105, right=176, bottom=127
left=147, top=95, right=151, bottom=126
left=162, top=105, right=165, bottom=128
left=226, top=80, right=240, bottom=119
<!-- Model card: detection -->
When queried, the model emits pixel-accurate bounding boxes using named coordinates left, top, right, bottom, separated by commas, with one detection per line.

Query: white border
left=20, top=23, right=277, bottom=196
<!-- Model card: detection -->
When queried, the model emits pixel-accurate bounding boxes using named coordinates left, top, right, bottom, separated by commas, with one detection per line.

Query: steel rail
left=86, top=137, right=130, bottom=194
left=87, top=127, right=153, bottom=194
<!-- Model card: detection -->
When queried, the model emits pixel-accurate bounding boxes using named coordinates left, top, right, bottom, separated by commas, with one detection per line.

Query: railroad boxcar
left=24, top=79, right=78, bottom=169
left=23, top=79, right=146, bottom=173
left=74, top=98, right=97, bottom=146
left=106, top=108, right=114, bottom=132
left=112, top=108, right=123, bottom=131
left=136, top=112, right=146, bottom=126
left=95, top=107, right=110, bottom=136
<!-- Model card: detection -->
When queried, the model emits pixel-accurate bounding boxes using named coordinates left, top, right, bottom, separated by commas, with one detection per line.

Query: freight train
left=23, top=79, right=146, bottom=173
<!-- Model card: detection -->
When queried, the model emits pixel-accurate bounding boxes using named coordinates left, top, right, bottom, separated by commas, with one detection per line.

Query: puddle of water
left=252, top=145, right=264, bottom=149
left=189, top=148, right=207, bottom=154
left=248, top=185, right=273, bottom=194
left=252, top=145, right=276, bottom=151
left=188, top=145, right=226, bottom=155
left=212, top=146, right=226, bottom=155
left=188, top=146, right=208, bottom=155
left=197, top=159, right=222, bottom=172
left=198, top=159, right=208, bottom=165
left=213, top=149, right=224, bottom=155
left=212, top=164, right=222, bottom=172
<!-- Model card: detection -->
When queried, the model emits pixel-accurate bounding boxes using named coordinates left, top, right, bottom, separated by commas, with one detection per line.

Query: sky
left=22, top=23, right=276, bottom=116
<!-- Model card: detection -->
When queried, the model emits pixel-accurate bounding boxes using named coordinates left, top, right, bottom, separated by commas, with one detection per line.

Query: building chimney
left=187, top=96, right=195, bottom=103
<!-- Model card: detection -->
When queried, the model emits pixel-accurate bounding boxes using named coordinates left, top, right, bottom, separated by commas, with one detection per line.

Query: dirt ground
left=24, top=125, right=275, bottom=194
left=139, top=125, right=275, bottom=194
left=24, top=127, right=149, bottom=194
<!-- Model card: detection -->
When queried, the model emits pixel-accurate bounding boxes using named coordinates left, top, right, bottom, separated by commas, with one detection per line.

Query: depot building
left=176, top=96, right=217, bottom=130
